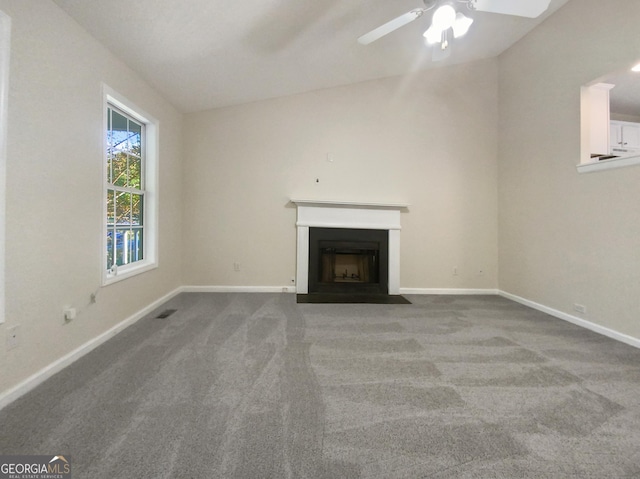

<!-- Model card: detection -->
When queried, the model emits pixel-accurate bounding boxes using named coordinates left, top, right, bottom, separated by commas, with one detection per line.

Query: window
left=104, top=86, right=157, bottom=284
left=106, top=107, right=144, bottom=268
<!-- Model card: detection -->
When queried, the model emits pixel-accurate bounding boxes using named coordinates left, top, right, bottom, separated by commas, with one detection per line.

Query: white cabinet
left=610, top=120, right=640, bottom=153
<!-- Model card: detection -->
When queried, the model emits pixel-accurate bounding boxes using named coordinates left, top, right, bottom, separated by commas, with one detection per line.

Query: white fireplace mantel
left=291, top=198, right=409, bottom=209
left=291, top=199, right=408, bottom=295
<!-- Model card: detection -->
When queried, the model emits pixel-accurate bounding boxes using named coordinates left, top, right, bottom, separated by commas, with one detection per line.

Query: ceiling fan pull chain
left=441, top=29, right=449, bottom=50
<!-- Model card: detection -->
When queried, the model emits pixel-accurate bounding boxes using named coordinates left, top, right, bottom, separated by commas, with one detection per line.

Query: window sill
left=103, top=261, right=157, bottom=286
left=577, top=154, right=640, bottom=173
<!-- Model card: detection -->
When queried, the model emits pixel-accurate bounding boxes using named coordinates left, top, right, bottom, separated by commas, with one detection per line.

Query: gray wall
left=498, top=0, right=640, bottom=339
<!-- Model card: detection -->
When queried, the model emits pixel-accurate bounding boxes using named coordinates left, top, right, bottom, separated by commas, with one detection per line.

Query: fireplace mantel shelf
left=290, top=199, right=410, bottom=210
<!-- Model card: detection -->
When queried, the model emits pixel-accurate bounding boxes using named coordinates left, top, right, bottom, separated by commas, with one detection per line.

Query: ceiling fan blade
left=358, top=9, right=424, bottom=45
left=471, top=0, right=551, bottom=18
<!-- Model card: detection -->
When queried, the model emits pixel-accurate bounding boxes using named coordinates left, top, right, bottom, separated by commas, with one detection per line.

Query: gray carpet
left=1, top=293, right=640, bottom=478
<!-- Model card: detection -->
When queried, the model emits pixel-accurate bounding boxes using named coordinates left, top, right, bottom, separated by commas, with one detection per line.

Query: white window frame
left=103, top=85, right=158, bottom=285
left=0, top=10, right=10, bottom=323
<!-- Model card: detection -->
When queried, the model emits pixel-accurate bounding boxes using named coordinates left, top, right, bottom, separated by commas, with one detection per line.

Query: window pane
left=110, top=109, right=129, bottom=152
left=107, top=151, right=113, bottom=184
left=131, top=228, right=143, bottom=262
left=107, top=109, right=113, bottom=149
left=131, top=194, right=143, bottom=226
left=112, top=152, right=127, bottom=187
left=113, top=228, right=143, bottom=266
left=115, top=191, right=132, bottom=225
left=129, top=156, right=141, bottom=189
left=106, top=230, right=114, bottom=269
left=129, top=121, right=141, bottom=156
left=115, top=229, right=126, bottom=266
left=106, top=189, right=115, bottom=226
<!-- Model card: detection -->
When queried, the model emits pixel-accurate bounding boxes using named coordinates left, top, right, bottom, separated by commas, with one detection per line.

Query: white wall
left=182, top=60, right=499, bottom=291
left=498, top=0, right=640, bottom=338
left=0, top=0, right=183, bottom=395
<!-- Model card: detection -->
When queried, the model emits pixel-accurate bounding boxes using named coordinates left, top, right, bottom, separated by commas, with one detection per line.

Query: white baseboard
left=0, top=286, right=182, bottom=411
left=184, top=286, right=498, bottom=295
left=181, top=285, right=296, bottom=293
left=400, top=288, right=500, bottom=295
left=499, top=290, right=640, bottom=349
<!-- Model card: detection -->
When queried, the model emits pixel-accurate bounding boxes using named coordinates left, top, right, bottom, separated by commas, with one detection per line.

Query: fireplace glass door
left=320, top=241, right=378, bottom=284
left=309, top=228, right=388, bottom=294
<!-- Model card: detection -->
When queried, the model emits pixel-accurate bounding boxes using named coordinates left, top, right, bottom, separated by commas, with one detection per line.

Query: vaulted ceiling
left=53, top=0, right=570, bottom=113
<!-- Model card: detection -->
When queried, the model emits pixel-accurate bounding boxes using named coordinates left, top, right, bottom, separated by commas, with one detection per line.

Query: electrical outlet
left=6, top=325, right=19, bottom=350
left=233, top=262, right=240, bottom=272
left=453, top=267, right=458, bottom=276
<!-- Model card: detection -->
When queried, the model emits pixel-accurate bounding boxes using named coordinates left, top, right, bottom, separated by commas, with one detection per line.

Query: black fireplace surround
left=308, top=227, right=389, bottom=295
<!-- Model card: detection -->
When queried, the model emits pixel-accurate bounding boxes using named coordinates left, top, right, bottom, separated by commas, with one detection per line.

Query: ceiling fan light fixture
left=452, top=12, right=473, bottom=38
left=431, top=4, right=456, bottom=31
left=423, top=25, right=442, bottom=45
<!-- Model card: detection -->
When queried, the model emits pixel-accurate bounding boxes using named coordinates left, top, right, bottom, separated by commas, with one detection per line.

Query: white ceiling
left=53, top=0, right=570, bottom=113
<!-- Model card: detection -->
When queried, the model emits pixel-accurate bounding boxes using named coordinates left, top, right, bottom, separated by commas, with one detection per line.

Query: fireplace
left=292, top=199, right=408, bottom=296
left=308, top=228, right=388, bottom=294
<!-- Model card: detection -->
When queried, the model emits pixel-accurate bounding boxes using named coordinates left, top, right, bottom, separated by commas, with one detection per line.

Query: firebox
left=308, top=227, right=389, bottom=294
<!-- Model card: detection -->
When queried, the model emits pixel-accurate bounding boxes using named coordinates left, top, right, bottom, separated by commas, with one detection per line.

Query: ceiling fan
left=358, top=0, right=552, bottom=59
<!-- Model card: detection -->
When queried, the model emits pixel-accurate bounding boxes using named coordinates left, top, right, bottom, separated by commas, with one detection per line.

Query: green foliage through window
left=106, top=106, right=145, bottom=270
